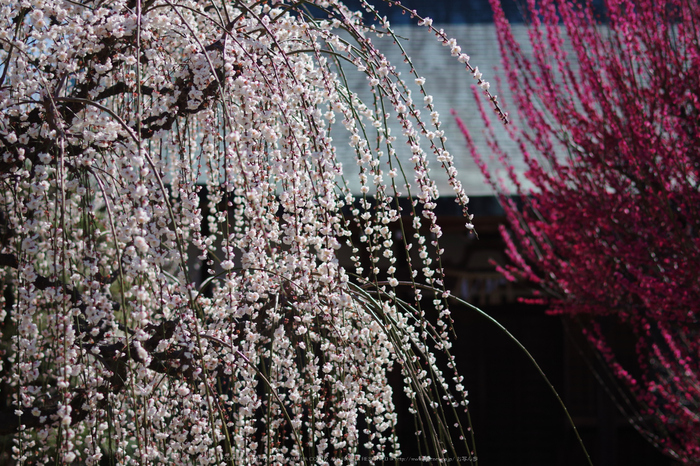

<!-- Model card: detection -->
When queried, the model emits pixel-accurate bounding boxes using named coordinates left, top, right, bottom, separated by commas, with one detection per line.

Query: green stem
left=375, top=281, right=594, bottom=466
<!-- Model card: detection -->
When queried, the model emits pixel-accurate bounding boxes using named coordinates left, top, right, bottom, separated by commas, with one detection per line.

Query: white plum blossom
left=0, top=0, right=504, bottom=464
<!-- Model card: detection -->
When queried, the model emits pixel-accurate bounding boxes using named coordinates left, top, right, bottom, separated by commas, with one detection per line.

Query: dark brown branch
left=95, top=82, right=157, bottom=101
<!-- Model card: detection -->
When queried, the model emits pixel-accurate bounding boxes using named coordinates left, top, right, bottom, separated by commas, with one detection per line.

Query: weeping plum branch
left=0, top=0, right=506, bottom=464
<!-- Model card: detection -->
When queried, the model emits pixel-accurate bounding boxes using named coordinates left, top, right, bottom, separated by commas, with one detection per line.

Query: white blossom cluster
left=0, top=0, right=488, bottom=463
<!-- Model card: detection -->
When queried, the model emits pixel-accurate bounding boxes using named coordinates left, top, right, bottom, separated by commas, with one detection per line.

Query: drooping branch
left=0, top=254, right=204, bottom=435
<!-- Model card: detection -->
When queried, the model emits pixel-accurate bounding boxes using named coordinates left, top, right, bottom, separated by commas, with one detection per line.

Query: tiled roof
left=341, top=0, right=526, bottom=24
left=335, top=23, right=536, bottom=195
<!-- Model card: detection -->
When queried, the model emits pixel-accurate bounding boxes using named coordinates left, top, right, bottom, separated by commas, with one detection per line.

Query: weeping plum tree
left=0, top=0, right=507, bottom=463
left=457, top=0, right=700, bottom=462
